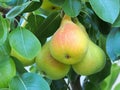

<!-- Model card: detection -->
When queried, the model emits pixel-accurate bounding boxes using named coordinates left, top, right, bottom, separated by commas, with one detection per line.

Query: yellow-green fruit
left=41, top=0, right=60, bottom=12
left=72, top=40, right=106, bottom=75
left=35, top=42, right=70, bottom=80
left=0, top=58, right=16, bottom=88
left=49, top=15, right=89, bottom=65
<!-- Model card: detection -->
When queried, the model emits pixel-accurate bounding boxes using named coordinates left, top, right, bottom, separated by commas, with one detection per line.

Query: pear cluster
left=35, top=15, right=106, bottom=80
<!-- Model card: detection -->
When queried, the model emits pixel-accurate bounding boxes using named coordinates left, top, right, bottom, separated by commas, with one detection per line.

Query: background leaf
left=5, top=0, right=27, bottom=6
left=114, top=83, right=120, bottom=90
left=89, top=0, right=119, bottom=23
left=9, top=73, right=50, bottom=90
left=62, top=0, right=81, bottom=17
left=106, top=28, right=120, bottom=61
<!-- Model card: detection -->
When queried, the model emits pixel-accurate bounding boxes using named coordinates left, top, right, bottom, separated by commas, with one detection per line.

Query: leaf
left=6, top=0, right=27, bottom=6
left=0, top=0, right=10, bottom=2
left=0, top=88, right=9, bottom=90
left=114, top=83, right=120, bottom=90
left=0, top=39, right=11, bottom=58
left=49, top=0, right=65, bottom=6
left=6, top=1, right=31, bottom=19
left=100, top=63, right=120, bottom=90
left=25, top=13, right=45, bottom=33
left=9, top=27, right=41, bottom=61
left=35, top=11, right=61, bottom=38
left=62, top=0, right=81, bottom=17
left=112, top=13, right=120, bottom=27
left=9, top=73, right=50, bottom=90
left=12, top=57, right=27, bottom=74
left=106, top=28, right=120, bottom=61
left=0, top=14, right=9, bottom=46
left=23, top=1, right=42, bottom=12
left=89, top=0, right=119, bottom=23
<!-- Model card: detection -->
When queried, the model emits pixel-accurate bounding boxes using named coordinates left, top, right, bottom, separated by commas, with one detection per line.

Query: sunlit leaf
left=89, top=0, right=119, bottom=23
left=9, top=27, right=41, bottom=65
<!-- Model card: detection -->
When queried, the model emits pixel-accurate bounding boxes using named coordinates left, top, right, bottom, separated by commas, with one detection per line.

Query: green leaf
left=0, top=14, right=9, bottom=46
left=0, top=39, right=11, bottom=58
left=23, top=1, right=42, bottom=12
left=9, top=73, right=50, bottom=90
left=0, top=88, right=9, bottom=90
left=106, top=28, right=120, bottom=61
left=35, top=11, right=61, bottom=38
left=49, top=0, right=65, bottom=6
left=0, top=0, right=11, bottom=2
left=6, top=0, right=27, bottom=6
left=114, top=83, right=120, bottom=90
left=9, top=27, right=41, bottom=64
left=6, top=1, right=31, bottom=19
left=112, top=13, right=120, bottom=27
left=89, top=0, right=119, bottom=23
left=100, top=63, right=120, bottom=90
left=62, top=0, right=81, bottom=17
left=25, top=13, right=45, bottom=33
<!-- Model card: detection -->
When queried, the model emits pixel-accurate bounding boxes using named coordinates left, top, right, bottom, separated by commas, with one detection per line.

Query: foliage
left=0, top=0, right=120, bottom=90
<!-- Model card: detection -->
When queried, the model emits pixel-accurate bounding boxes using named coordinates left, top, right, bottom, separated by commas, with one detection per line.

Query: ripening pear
left=41, top=0, right=60, bottom=13
left=72, top=40, right=106, bottom=76
left=49, top=15, right=89, bottom=65
left=35, top=42, right=70, bottom=80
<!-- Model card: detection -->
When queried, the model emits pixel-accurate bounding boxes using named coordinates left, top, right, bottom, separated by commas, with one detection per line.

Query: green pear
left=35, top=42, right=70, bottom=80
left=72, top=40, right=106, bottom=76
left=0, top=58, right=16, bottom=88
left=49, top=15, right=89, bottom=65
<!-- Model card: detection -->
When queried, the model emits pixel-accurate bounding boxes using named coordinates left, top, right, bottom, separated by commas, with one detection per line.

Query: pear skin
left=49, top=15, right=89, bottom=65
left=35, top=42, right=70, bottom=80
left=72, top=40, right=106, bottom=76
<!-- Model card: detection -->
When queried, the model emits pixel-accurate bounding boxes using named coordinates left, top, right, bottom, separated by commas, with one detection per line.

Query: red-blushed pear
left=35, top=42, right=70, bottom=80
left=72, top=40, right=106, bottom=76
left=49, top=15, right=89, bottom=65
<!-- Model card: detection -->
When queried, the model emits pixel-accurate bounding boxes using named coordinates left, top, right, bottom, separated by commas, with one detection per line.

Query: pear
left=35, top=42, right=70, bottom=80
left=72, top=40, right=106, bottom=76
left=49, top=15, right=89, bottom=65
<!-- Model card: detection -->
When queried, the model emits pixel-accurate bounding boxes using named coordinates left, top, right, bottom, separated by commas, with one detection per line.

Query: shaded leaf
left=89, top=0, right=119, bottom=23
left=12, top=56, right=27, bottom=74
left=62, top=0, right=81, bottom=17
left=23, top=1, right=42, bottom=12
left=106, top=28, right=120, bottom=61
left=35, top=11, right=61, bottom=38
left=9, top=73, right=50, bottom=90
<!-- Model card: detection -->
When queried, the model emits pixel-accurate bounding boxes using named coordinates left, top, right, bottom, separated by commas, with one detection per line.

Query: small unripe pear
left=35, top=42, right=70, bottom=80
left=49, top=15, right=89, bottom=65
left=72, top=40, right=106, bottom=76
